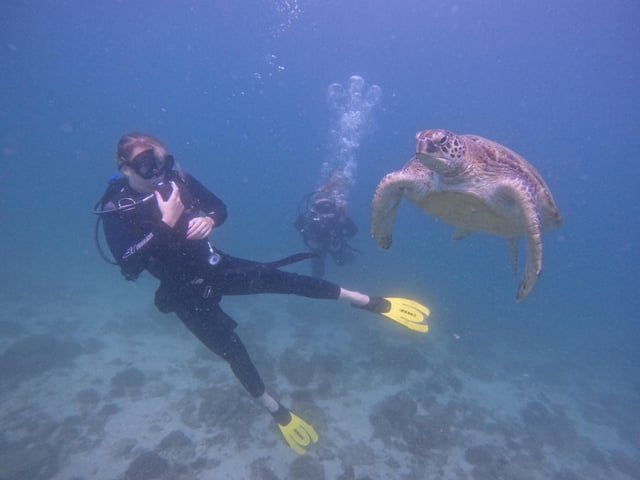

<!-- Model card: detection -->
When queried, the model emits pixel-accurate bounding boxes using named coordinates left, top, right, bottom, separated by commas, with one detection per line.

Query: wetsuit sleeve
left=184, top=173, right=228, bottom=226
left=102, top=208, right=180, bottom=280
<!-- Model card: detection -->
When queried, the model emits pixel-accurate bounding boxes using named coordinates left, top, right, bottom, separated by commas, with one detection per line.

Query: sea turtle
left=371, top=129, right=562, bottom=300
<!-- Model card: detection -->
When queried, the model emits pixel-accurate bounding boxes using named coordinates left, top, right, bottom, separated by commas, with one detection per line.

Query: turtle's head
left=415, top=129, right=466, bottom=176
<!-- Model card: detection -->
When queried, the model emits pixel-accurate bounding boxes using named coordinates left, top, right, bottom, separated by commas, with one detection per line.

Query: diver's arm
left=174, top=174, right=220, bottom=240
left=154, top=183, right=184, bottom=228
left=184, top=173, right=228, bottom=227
left=186, top=216, right=214, bottom=240
left=103, top=204, right=181, bottom=280
left=103, top=213, right=149, bottom=279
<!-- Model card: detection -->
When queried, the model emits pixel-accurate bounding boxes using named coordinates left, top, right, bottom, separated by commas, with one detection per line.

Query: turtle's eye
left=432, top=130, right=448, bottom=145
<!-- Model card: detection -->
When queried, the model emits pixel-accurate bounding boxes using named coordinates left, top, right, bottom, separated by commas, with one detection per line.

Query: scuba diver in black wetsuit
left=94, top=132, right=430, bottom=455
left=295, top=193, right=358, bottom=278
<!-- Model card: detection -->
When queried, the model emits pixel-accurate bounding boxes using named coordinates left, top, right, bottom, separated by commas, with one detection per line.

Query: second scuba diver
left=94, top=132, right=430, bottom=455
left=294, top=193, right=358, bottom=278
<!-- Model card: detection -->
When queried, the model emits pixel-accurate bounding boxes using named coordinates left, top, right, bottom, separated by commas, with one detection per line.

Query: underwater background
left=0, top=1, right=638, bottom=479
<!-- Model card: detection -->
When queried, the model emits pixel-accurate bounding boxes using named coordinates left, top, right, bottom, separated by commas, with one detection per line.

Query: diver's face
left=122, top=166, right=162, bottom=193
left=121, top=146, right=169, bottom=193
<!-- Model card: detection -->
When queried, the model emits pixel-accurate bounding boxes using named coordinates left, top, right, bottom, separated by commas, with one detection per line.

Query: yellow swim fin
left=273, top=405, right=318, bottom=455
left=382, top=297, right=430, bottom=332
left=354, top=296, right=430, bottom=333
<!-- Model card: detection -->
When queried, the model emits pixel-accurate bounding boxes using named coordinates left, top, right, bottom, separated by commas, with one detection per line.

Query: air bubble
left=317, top=75, right=382, bottom=207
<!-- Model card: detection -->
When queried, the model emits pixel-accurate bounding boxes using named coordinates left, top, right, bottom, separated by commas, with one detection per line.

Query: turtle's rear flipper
left=518, top=209, right=543, bottom=301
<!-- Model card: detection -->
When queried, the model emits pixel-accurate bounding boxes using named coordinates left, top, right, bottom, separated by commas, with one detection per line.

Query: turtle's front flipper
left=371, top=170, right=411, bottom=249
left=371, top=159, right=432, bottom=249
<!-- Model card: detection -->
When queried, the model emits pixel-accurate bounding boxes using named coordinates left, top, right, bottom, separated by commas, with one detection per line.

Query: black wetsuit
left=102, top=169, right=341, bottom=397
left=294, top=208, right=358, bottom=278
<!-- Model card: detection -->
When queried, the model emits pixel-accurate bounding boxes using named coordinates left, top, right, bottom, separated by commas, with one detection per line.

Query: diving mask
left=125, top=149, right=174, bottom=179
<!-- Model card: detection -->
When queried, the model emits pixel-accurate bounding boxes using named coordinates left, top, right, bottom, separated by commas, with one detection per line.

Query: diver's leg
left=175, top=304, right=265, bottom=397
left=175, top=303, right=318, bottom=454
left=338, top=288, right=369, bottom=305
left=204, top=253, right=372, bottom=309
left=206, top=254, right=343, bottom=299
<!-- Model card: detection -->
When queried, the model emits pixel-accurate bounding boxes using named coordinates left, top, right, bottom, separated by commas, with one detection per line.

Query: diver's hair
left=115, top=132, right=168, bottom=168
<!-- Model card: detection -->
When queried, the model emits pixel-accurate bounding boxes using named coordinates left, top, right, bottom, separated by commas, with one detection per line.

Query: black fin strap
left=271, top=404, right=293, bottom=426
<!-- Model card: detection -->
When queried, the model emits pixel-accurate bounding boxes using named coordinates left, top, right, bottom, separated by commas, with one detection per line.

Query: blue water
left=1, top=1, right=638, bottom=478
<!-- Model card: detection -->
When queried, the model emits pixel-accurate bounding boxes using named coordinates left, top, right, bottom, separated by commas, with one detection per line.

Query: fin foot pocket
left=273, top=405, right=318, bottom=455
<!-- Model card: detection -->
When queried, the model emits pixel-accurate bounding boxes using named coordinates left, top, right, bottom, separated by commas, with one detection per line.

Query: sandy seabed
left=0, top=273, right=638, bottom=480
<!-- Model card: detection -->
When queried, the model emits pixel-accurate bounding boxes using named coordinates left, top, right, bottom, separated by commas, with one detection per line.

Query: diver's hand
left=186, top=216, right=214, bottom=240
left=155, top=181, right=184, bottom=228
